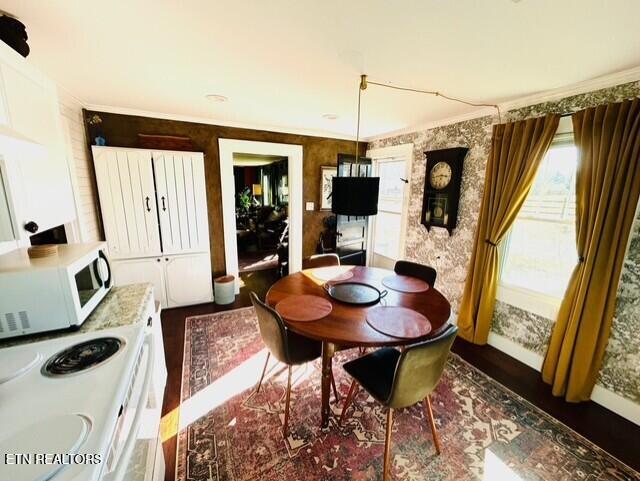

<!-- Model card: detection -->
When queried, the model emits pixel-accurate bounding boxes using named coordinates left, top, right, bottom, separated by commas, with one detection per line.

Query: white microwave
left=0, top=242, right=112, bottom=339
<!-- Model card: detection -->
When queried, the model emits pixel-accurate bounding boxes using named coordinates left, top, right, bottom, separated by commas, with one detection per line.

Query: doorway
left=234, top=153, right=288, bottom=282
left=366, top=144, right=413, bottom=269
left=219, top=139, right=303, bottom=293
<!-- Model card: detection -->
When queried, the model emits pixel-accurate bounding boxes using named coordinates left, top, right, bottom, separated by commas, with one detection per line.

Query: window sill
left=496, top=283, right=561, bottom=320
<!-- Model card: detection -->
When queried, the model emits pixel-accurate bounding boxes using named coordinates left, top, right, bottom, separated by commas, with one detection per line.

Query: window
left=372, top=159, right=406, bottom=260
left=499, top=136, right=578, bottom=308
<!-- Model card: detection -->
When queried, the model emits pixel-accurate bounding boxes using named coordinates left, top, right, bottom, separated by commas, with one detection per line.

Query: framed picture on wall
left=319, top=166, right=337, bottom=210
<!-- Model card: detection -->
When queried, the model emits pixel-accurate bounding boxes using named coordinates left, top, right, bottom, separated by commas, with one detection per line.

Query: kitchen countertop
left=0, top=283, right=154, bottom=348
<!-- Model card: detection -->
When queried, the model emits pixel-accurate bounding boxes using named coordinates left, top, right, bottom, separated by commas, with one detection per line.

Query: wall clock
left=421, top=147, right=468, bottom=235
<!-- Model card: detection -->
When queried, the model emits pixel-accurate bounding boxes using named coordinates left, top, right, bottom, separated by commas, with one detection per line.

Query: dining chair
left=394, top=260, right=437, bottom=286
left=302, top=253, right=341, bottom=269
left=338, top=325, right=458, bottom=481
left=250, top=292, right=339, bottom=436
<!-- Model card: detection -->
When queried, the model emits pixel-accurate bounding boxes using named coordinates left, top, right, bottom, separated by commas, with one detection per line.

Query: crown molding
left=83, top=66, right=640, bottom=145
left=363, top=106, right=497, bottom=142
left=83, top=103, right=357, bottom=142
left=498, top=65, right=640, bottom=112
left=365, top=65, right=640, bottom=142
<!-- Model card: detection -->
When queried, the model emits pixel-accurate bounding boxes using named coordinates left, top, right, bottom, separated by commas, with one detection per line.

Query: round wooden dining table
left=265, top=265, right=452, bottom=428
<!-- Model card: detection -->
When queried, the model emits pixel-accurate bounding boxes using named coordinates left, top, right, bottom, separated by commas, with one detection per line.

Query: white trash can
left=214, top=275, right=235, bottom=305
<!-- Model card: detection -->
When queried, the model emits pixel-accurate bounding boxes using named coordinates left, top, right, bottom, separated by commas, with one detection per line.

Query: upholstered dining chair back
left=394, top=260, right=437, bottom=286
left=250, top=292, right=289, bottom=364
left=386, top=325, right=457, bottom=409
left=303, top=253, right=341, bottom=269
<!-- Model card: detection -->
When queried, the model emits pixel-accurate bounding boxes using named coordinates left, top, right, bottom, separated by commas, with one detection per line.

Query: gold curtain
left=458, top=114, right=560, bottom=344
left=542, top=98, right=640, bottom=401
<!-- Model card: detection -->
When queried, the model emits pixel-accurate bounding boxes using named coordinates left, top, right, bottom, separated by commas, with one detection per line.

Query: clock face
left=429, top=161, right=452, bottom=190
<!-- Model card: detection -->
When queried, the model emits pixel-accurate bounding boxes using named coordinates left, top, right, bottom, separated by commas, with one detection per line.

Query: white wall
left=58, top=92, right=101, bottom=242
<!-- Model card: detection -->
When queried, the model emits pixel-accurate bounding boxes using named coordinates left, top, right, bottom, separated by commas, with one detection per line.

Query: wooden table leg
left=321, top=341, right=335, bottom=428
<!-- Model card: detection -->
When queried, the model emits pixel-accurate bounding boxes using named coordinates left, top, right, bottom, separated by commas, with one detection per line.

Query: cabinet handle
left=161, top=196, right=167, bottom=212
left=24, top=221, right=39, bottom=233
left=156, top=258, right=161, bottom=262
left=145, top=196, right=151, bottom=212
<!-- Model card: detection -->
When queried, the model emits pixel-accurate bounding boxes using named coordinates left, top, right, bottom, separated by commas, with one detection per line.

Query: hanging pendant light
left=331, top=75, right=380, bottom=216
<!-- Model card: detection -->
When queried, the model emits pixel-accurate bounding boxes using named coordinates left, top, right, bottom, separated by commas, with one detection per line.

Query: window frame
left=496, top=119, right=576, bottom=319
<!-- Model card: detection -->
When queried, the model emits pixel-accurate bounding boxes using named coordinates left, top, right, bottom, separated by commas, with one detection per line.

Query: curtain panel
left=458, top=114, right=560, bottom=344
left=542, top=98, right=640, bottom=402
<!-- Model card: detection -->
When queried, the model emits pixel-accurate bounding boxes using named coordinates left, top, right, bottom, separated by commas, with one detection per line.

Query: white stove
left=0, top=321, right=163, bottom=481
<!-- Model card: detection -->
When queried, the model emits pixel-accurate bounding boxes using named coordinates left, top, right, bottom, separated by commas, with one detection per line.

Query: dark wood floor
left=160, top=268, right=278, bottom=480
left=160, top=271, right=640, bottom=479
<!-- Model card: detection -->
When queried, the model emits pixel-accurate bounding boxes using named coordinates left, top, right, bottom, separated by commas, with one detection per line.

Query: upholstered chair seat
left=339, top=325, right=458, bottom=481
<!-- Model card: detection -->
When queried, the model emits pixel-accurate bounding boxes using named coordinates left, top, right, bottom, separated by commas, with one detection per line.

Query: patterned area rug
left=176, top=307, right=638, bottom=481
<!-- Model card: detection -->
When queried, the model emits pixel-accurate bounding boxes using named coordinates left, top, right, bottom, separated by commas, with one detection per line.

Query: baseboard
left=486, top=332, right=640, bottom=426
left=487, top=332, right=544, bottom=371
left=591, top=385, right=640, bottom=426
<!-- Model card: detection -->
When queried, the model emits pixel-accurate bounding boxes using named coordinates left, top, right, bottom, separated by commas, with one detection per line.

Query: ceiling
left=233, top=153, right=287, bottom=166
left=3, top=0, right=640, bottom=139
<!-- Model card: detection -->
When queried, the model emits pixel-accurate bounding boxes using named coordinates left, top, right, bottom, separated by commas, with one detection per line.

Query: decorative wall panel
left=369, top=80, right=640, bottom=405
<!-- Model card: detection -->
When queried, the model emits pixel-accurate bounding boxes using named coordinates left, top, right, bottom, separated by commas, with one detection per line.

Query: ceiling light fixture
left=205, top=94, right=228, bottom=102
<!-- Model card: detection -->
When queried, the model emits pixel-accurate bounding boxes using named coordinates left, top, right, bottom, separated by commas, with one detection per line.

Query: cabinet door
left=0, top=162, right=15, bottom=242
left=93, top=147, right=161, bottom=259
left=111, top=257, right=166, bottom=308
left=153, top=151, right=209, bottom=254
left=163, top=253, right=213, bottom=308
left=0, top=61, right=75, bottom=231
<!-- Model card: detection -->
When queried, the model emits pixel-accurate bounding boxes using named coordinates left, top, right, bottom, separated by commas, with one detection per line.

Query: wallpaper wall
left=85, top=110, right=364, bottom=274
left=369, top=80, right=640, bottom=405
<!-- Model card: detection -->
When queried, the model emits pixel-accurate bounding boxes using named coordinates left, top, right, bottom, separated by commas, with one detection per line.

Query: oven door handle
left=111, top=333, right=155, bottom=481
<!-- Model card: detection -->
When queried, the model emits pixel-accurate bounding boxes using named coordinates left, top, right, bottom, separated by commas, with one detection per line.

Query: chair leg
left=255, top=351, right=271, bottom=393
left=383, top=408, right=393, bottom=481
left=338, top=380, right=358, bottom=426
left=330, top=365, right=340, bottom=403
left=423, top=395, right=441, bottom=455
left=283, top=365, right=292, bottom=437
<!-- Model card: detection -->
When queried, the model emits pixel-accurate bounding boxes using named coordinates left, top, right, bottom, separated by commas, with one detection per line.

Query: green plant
left=238, top=187, right=251, bottom=212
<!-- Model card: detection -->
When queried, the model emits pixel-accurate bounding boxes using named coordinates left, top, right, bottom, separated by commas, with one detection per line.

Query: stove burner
left=43, top=337, right=123, bottom=376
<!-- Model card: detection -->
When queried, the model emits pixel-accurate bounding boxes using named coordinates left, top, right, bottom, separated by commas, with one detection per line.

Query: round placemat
left=310, top=266, right=355, bottom=282
left=275, top=295, right=333, bottom=322
left=366, top=306, right=432, bottom=339
left=382, top=274, right=429, bottom=293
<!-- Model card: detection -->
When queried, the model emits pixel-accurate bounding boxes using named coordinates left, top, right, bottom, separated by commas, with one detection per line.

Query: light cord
left=354, top=77, right=503, bottom=150
left=354, top=81, right=362, bottom=166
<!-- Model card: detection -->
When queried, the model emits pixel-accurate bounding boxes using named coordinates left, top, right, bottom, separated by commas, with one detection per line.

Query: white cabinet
left=93, top=146, right=213, bottom=308
left=111, top=257, right=166, bottom=306
left=93, top=148, right=161, bottom=259
left=0, top=42, right=75, bottom=241
left=153, top=151, right=209, bottom=254
left=111, top=253, right=214, bottom=309
left=163, top=253, right=214, bottom=307
left=0, top=162, right=14, bottom=241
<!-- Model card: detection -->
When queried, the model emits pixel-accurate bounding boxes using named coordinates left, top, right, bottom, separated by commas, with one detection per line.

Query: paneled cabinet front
left=163, top=253, right=214, bottom=307
left=93, top=148, right=161, bottom=259
left=92, top=146, right=213, bottom=308
left=0, top=42, right=76, bottom=246
left=152, top=151, right=209, bottom=255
